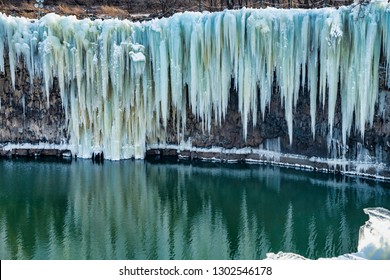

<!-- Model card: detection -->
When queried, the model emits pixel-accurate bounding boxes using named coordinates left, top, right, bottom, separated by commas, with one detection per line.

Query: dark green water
left=1, top=159, right=390, bottom=260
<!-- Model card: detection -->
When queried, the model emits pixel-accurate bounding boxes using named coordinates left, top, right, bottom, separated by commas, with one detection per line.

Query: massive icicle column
left=1, top=3, right=390, bottom=160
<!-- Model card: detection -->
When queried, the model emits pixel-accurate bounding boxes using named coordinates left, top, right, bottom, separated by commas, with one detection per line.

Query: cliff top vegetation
left=0, top=0, right=354, bottom=20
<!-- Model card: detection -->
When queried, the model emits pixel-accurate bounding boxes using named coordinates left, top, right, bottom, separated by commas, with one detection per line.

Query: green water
left=0, top=159, right=390, bottom=260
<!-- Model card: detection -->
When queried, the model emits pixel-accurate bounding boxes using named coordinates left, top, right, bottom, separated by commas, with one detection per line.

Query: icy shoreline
left=2, top=142, right=390, bottom=181
left=146, top=142, right=390, bottom=181
left=0, top=142, right=71, bottom=158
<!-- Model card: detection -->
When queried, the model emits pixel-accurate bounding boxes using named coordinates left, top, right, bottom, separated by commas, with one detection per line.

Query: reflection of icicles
left=338, top=213, right=351, bottom=254
left=47, top=216, right=60, bottom=259
left=350, top=179, right=383, bottom=207
left=258, top=226, right=271, bottom=259
left=237, top=192, right=251, bottom=259
left=311, top=175, right=386, bottom=212
left=2, top=161, right=390, bottom=260
left=64, top=162, right=156, bottom=259
left=15, top=232, right=26, bottom=260
left=172, top=199, right=188, bottom=259
left=282, top=203, right=296, bottom=252
left=189, top=203, right=230, bottom=259
left=263, top=166, right=281, bottom=193
left=157, top=205, right=171, bottom=260
left=324, top=186, right=347, bottom=219
left=325, top=195, right=333, bottom=215
left=0, top=218, right=10, bottom=259
left=306, top=216, right=318, bottom=259
left=62, top=210, right=73, bottom=259
left=238, top=193, right=271, bottom=259
left=324, top=226, right=336, bottom=258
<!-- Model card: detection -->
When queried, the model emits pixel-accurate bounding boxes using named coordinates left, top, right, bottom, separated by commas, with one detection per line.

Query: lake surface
left=1, top=159, right=390, bottom=260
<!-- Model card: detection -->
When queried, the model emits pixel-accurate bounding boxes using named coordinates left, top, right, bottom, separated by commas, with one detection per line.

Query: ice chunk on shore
left=355, top=207, right=390, bottom=259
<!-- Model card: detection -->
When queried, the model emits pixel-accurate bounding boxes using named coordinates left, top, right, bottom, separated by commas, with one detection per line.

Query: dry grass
left=18, top=2, right=39, bottom=18
left=0, top=3, right=131, bottom=20
left=19, top=2, right=35, bottom=10
left=0, top=3, right=36, bottom=18
left=56, top=5, right=85, bottom=17
left=95, top=5, right=129, bottom=19
left=0, top=3, right=80, bottom=19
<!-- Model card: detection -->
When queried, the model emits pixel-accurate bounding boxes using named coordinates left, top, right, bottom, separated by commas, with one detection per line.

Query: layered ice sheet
left=266, top=207, right=390, bottom=260
left=1, top=3, right=390, bottom=159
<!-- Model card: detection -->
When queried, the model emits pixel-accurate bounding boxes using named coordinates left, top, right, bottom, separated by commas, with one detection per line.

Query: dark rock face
left=0, top=58, right=67, bottom=145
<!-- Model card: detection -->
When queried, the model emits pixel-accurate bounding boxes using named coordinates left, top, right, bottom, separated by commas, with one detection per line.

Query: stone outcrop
left=0, top=57, right=67, bottom=145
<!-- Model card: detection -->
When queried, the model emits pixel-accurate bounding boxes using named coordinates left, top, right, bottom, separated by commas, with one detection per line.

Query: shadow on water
left=1, top=159, right=390, bottom=259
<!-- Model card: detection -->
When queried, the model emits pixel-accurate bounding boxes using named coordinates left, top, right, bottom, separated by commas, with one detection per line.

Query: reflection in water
left=324, top=226, right=336, bottom=257
left=282, top=203, right=295, bottom=253
left=306, top=216, right=317, bottom=259
left=1, top=160, right=390, bottom=259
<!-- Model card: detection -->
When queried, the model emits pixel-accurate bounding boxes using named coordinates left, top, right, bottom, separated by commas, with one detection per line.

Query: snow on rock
left=1, top=3, right=390, bottom=160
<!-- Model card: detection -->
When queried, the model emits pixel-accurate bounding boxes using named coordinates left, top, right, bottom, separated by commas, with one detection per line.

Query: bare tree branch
left=158, top=0, right=178, bottom=15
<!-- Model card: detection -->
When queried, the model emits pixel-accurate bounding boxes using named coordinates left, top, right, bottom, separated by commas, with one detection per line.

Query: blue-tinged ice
left=0, top=3, right=390, bottom=159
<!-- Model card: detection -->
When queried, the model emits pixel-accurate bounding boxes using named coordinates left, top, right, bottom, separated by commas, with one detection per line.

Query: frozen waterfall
left=1, top=3, right=390, bottom=160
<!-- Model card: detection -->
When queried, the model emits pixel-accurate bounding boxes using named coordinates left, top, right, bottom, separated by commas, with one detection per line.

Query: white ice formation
left=266, top=207, right=390, bottom=260
left=354, top=207, right=390, bottom=259
left=1, top=3, right=390, bottom=160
